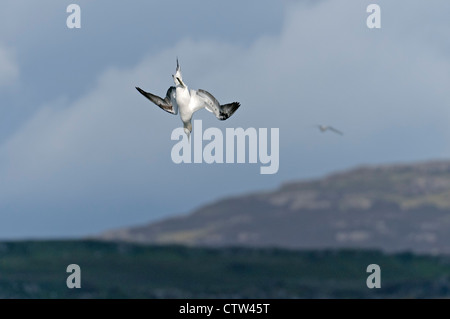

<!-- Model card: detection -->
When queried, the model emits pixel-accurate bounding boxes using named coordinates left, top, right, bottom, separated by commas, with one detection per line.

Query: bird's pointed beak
left=177, top=77, right=186, bottom=88
left=176, top=58, right=180, bottom=72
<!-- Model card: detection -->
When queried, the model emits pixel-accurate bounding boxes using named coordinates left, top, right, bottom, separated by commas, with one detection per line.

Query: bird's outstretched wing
left=329, top=126, right=343, bottom=135
left=192, top=89, right=240, bottom=121
left=135, top=86, right=178, bottom=115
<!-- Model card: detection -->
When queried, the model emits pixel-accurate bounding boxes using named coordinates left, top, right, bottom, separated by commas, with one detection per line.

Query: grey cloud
left=1, top=1, right=450, bottom=238
left=0, top=45, right=18, bottom=87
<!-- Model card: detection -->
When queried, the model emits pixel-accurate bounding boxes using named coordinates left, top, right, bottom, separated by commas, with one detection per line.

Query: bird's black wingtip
left=136, top=87, right=145, bottom=94
left=218, top=102, right=241, bottom=121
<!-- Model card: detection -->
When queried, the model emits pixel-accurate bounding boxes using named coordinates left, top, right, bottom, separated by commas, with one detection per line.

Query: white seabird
left=317, top=125, right=343, bottom=135
left=136, top=59, right=240, bottom=140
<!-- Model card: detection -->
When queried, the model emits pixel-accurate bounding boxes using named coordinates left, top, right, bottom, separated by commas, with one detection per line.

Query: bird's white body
left=176, top=86, right=191, bottom=122
left=174, top=75, right=208, bottom=137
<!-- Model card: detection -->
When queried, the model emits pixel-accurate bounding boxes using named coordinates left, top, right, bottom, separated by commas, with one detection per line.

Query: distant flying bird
left=136, top=59, right=240, bottom=140
left=317, top=125, right=343, bottom=135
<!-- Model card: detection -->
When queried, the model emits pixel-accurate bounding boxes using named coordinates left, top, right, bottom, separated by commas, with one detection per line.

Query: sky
left=1, top=0, right=450, bottom=239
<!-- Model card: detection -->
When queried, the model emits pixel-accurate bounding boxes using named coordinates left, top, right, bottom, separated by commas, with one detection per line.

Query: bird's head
left=172, top=58, right=186, bottom=88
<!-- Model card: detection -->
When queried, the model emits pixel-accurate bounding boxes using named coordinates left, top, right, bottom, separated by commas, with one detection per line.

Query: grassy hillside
left=0, top=240, right=449, bottom=298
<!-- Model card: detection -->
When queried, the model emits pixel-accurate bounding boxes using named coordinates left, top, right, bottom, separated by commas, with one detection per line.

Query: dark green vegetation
left=0, top=240, right=450, bottom=298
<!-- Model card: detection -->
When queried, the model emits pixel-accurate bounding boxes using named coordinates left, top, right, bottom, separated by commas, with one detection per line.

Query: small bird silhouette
left=317, top=125, right=343, bottom=135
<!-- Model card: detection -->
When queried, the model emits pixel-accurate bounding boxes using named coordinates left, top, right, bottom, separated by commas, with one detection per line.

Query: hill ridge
left=98, top=160, right=450, bottom=254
